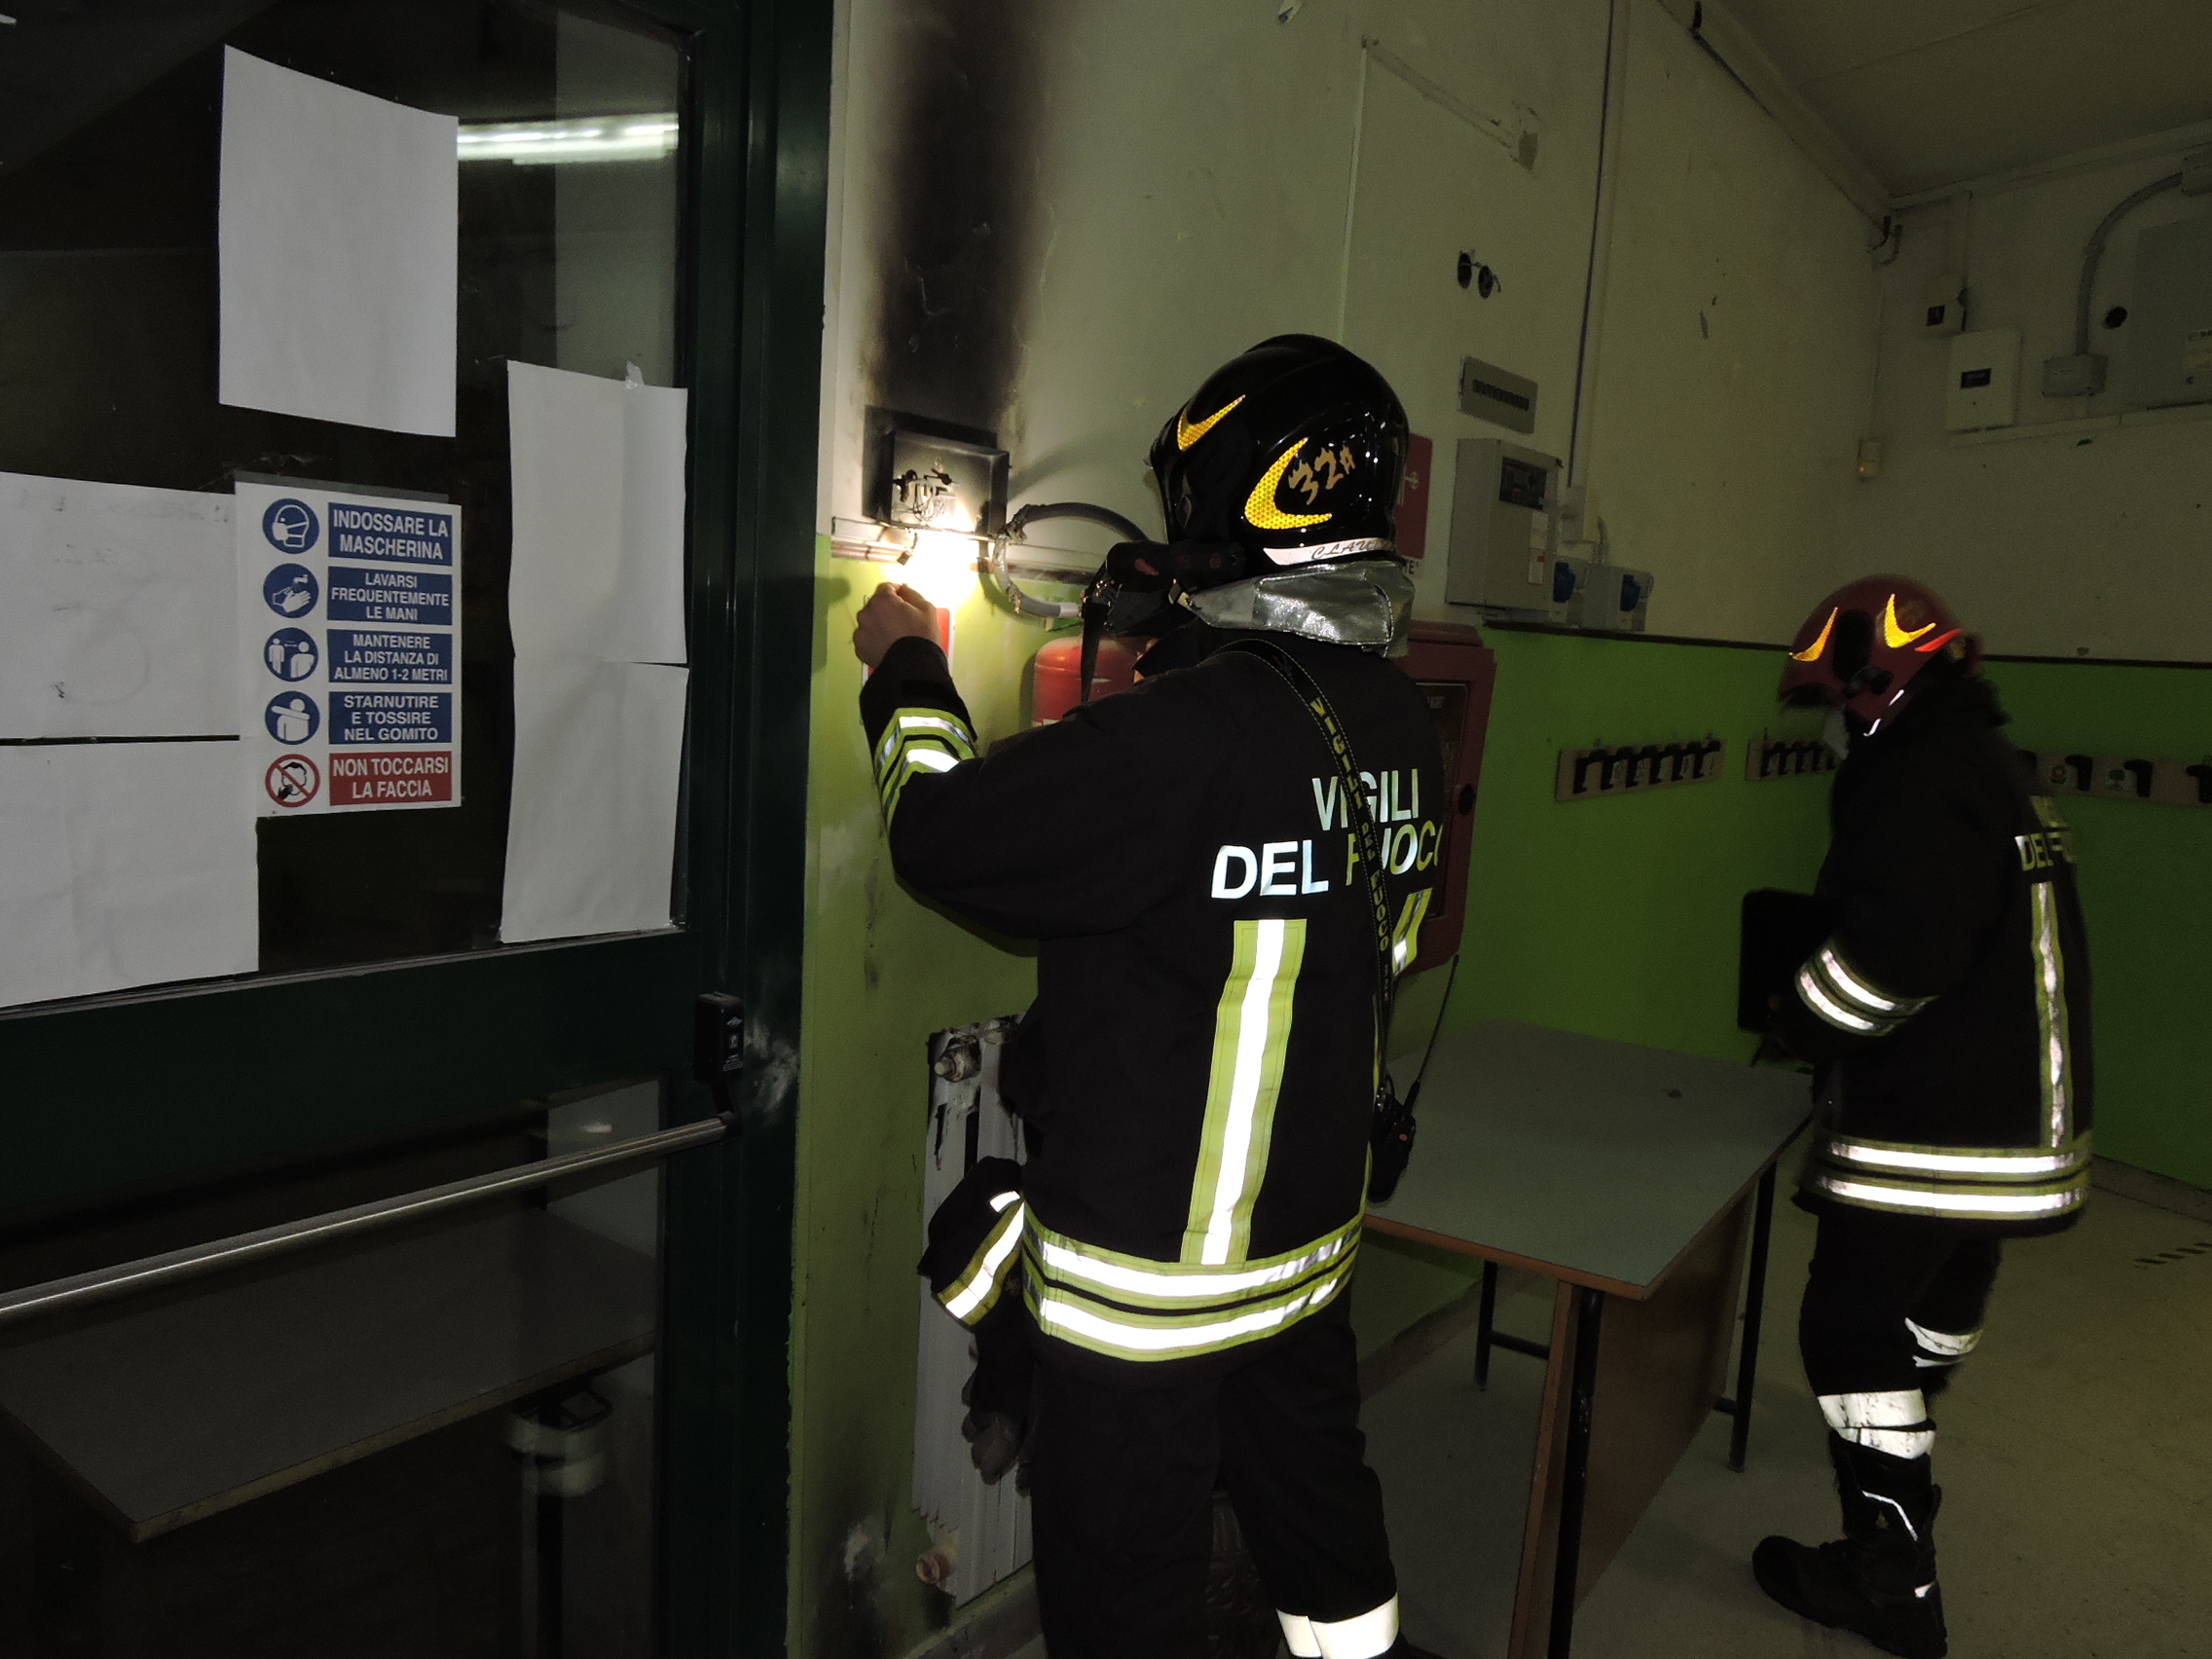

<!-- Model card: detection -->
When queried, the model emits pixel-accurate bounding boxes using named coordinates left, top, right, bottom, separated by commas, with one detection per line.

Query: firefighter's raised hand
left=854, top=581, right=940, bottom=671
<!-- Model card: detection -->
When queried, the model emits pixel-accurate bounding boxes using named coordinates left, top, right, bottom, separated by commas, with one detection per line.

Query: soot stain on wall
left=870, top=0, right=1050, bottom=437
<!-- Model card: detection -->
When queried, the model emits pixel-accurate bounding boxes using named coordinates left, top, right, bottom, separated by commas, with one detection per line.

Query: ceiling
left=1721, top=0, right=2212, bottom=199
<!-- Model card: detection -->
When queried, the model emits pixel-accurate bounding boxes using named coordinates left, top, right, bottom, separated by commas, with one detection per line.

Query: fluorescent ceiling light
left=456, top=115, right=678, bottom=165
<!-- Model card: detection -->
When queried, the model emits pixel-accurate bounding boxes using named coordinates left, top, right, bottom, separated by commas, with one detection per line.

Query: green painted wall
left=1443, top=631, right=1831, bottom=1056
left=792, top=541, right=1044, bottom=1659
left=790, top=583, right=2212, bottom=1652
left=1977, top=659, right=2212, bottom=1188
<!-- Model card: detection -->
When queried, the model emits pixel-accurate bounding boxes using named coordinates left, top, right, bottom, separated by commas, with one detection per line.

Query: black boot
left=1752, top=1432, right=1947, bottom=1658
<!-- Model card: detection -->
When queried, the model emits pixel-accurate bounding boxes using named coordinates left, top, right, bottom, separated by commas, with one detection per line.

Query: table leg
left=537, top=1480, right=565, bottom=1658
left=1726, top=1164, right=1778, bottom=1474
left=1475, top=1260, right=1499, bottom=1390
left=1546, top=1286, right=1605, bottom=1659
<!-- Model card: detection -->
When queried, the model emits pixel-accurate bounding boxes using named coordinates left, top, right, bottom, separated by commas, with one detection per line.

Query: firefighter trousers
left=1799, top=1205, right=2005, bottom=1397
left=1027, top=1306, right=1397, bottom=1659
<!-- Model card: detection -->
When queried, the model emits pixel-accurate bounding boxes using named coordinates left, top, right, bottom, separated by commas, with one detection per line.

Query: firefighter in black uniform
left=853, top=338, right=1444, bottom=1659
left=1753, top=576, right=2092, bottom=1658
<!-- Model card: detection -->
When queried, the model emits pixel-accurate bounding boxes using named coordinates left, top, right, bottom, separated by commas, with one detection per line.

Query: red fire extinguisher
left=1031, top=635, right=1138, bottom=724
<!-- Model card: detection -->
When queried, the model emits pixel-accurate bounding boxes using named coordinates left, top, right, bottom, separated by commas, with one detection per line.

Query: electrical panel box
left=864, top=408, right=1008, bottom=535
left=1944, top=329, right=2020, bottom=432
left=1923, top=273, right=1967, bottom=336
left=1578, top=566, right=1655, bottom=632
left=2041, top=352, right=2107, bottom=399
left=1546, top=552, right=1590, bottom=625
left=2116, top=213, right=2212, bottom=410
left=1444, top=438, right=1561, bottom=612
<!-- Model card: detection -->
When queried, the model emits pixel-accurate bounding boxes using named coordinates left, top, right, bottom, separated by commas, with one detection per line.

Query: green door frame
left=659, top=0, right=829, bottom=1652
left=0, top=1, right=830, bottom=1652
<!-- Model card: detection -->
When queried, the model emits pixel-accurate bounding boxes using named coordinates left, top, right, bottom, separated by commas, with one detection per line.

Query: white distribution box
left=1945, top=329, right=2020, bottom=432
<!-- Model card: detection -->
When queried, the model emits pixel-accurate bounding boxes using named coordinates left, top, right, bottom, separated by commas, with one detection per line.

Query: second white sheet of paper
left=507, top=360, right=688, bottom=666
left=0, top=743, right=258, bottom=1010
left=499, top=658, right=689, bottom=943
left=218, top=48, right=459, bottom=438
left=500, top=361, right=690, bottom=943
left=0, top=472, right=236, bottom=739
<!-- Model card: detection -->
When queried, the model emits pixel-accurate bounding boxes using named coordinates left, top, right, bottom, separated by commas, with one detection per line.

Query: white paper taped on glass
left=217, top=48, right=459, bottom=437
left=0, top=743, right=257, bottom=1011
left=498, top=657, right=689, bottom=944
left=505, top=360, right=688, bottom=665
left=499, top=361, right=690, bottom=943
left=0, top=471, right=237, bottom=739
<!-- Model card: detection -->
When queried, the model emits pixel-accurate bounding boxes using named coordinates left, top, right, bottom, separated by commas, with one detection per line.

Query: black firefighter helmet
left=1075, top=337, right=1411, bottom=699
left=1149, top=334, right=1409, bottom=572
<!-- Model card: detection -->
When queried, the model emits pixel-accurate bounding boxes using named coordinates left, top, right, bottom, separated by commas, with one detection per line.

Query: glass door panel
left=0, top=1078, right=671, bottom=1659
left=0, top=0, right=688, bottom=982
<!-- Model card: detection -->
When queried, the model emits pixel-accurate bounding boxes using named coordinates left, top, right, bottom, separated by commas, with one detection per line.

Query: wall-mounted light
left=898, top=528, right=989, bottom=609
left=456, top=115, right=678, bottom=165
left=832, top=414, right=1147, bottom=622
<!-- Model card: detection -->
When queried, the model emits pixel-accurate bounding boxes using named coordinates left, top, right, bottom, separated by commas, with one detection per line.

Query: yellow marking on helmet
left=1883, top=595, right=1937, bottom=649
left=1790, top=608, right=1837, bottom=663
left=1244, top=442, right=1333, bottom=531
left=1176, top=395, right=1245, bottom=451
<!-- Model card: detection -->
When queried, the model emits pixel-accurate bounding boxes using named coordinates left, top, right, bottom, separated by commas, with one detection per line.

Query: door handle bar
left=0, top=1117, right=729, bottom=1332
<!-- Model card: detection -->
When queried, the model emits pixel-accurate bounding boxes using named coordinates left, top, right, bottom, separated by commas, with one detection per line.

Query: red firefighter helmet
left=1778, top=576, right=1979, bottom=731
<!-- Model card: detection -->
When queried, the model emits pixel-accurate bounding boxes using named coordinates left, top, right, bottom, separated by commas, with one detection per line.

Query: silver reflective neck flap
left=1181, top=559, right=1415, bottom=650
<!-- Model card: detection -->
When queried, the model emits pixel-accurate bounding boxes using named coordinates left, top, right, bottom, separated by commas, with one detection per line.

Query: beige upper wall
left=1846, top=152, right=2212, bottom=661
left=818, top=0, right=1881, bottom=648
left=1582, top=0, right=1880, bottom=642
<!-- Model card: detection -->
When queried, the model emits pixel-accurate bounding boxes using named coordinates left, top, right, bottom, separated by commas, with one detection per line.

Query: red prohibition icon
left=265, top=753, right=321, bottom=808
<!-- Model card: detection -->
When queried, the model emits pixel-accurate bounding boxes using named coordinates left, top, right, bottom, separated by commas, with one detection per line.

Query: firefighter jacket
left=1771, top=676, right=2093, bottom=1235
left=862, top=626, right=1445, bottom=1378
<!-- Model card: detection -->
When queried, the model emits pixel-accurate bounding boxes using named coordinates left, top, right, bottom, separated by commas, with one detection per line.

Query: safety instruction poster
left=235, top=481, right=461, bottom=815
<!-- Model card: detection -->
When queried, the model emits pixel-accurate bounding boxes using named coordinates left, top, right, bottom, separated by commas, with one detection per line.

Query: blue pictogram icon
left=263, top=563, right=320, bottom=617
left=264, top=692, right=320, bottom=744
left=263, top=498, right=319, bottom=554
left=263, top=627, right=318, bottom=682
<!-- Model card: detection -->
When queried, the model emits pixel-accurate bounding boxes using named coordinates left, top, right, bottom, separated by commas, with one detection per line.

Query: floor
left=985, top=1168, right=2212, bottom=1659
left=1363, top=1174, right=2212, bottom=1658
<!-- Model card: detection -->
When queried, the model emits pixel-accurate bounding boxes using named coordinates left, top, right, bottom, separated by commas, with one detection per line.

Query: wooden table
left=0, top=1206, right=655, bottom=1540
left=1368, top=1020, right=1809, bottom=1659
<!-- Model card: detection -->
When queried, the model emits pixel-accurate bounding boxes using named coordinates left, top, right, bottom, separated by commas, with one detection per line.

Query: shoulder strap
left=1218, top=637, right=1397, bottom=1033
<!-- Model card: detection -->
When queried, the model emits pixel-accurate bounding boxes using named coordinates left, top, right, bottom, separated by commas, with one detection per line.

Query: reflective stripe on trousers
left=1821, top=1389, right=1935, bottom=1461
left=1279, top=1596, right=1400, bottom=1659
left=1907, top=1317, right=1981, bottom=1370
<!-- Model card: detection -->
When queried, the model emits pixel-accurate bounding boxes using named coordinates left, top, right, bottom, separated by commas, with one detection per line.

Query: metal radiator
left=911, top=1017, right=1032, bottom=1605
